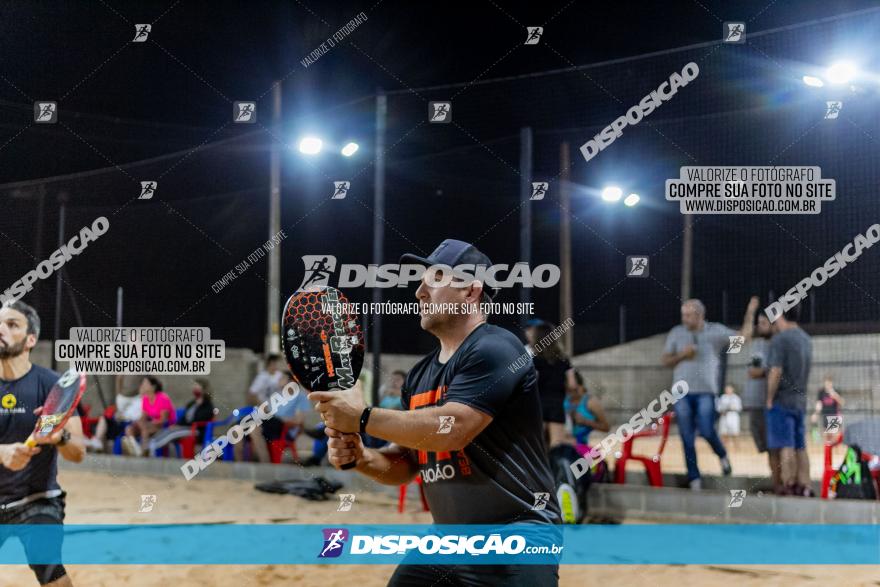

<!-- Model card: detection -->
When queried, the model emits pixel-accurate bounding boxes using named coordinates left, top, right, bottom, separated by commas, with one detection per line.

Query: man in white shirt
left=234, top=354, right=283, bottom=462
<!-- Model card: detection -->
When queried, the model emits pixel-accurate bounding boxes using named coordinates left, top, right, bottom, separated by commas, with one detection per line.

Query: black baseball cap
left=400, top=239, right=496, bottom=299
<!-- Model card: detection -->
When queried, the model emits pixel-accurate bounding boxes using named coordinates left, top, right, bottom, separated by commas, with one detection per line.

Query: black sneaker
left=720, top=456, right=732, bottom=476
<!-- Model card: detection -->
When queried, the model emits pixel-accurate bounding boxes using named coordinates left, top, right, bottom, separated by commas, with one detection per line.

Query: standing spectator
left=812, top=376, right=844, bottom=440
left=743, top=313, right=780, bottom=489
left=379, top=370, right=406, bottom=410
left=527, top=321, right=577, bottom=449
left=147, top=379, right=216, bottom=453
left=661, top=296, right=759, bottom=489
left=235, top=354, right=283, bottom=462
left=717, top=384, right=743, bottom=449
left=85, top=375, right=142, bottom=452
left=122, top=376, right=176, bottom=456
left=766, top=303, right=813, bottom=496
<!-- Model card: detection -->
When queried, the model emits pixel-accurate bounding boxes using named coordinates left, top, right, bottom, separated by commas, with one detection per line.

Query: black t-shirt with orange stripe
left=401, top=323, right=560, bottom=525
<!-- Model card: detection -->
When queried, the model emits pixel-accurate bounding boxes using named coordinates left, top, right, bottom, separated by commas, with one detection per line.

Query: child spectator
left=717, top=384, right=743, bottom=448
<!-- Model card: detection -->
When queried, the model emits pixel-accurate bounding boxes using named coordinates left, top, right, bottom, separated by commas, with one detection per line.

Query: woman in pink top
left=123, top=376, right=176, bottom=456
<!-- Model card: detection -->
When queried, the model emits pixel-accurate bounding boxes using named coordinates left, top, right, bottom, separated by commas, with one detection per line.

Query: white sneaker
left=86, top=437, right=104, bottom=452
left=689, top=478, right=702, bottom=490
left=121, top=436, right=140, bottom=456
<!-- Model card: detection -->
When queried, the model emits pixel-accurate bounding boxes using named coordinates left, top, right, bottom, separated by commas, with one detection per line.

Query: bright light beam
left=826, top=61, right=857, bottom=85
left=341, top=142, right=359, bottom=157
left=624, top=193, right=640, bottom=207
left=802, top=75, right=824, bottom=88
left=298, top=136, right=323, bottom=155
left=601, top=186, right=623, bottom=202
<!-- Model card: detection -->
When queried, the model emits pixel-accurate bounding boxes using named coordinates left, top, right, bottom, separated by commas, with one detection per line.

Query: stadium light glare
left=298, top=136, right=323, bottom=155
left=601, top=186, right=623, bottom=202
left=802, top=75, right=824, bottom=87
left=341, top=142, right=359, bottom=157
left=624, top=193, right=640, bottom=207
left=826, top=61, right=857, bottom=85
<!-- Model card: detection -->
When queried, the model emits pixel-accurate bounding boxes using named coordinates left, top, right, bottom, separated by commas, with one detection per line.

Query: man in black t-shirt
left=0, top=301, right=86, bottom=586
left=310, top=239, right=560, bottom=587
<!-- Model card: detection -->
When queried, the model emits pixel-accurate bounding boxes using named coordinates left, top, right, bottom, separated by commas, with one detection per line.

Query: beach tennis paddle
left=25, top=369, right=86, bottom=447
left=281, top=285, right=364, bottom=469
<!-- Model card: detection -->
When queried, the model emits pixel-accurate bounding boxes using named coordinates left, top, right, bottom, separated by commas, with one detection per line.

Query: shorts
left=540, top=399, right=566, bottom=424
left=261, top=417, right=283, bottom=441
left=0, top=495, right=68, bottom=585
left=748, top=408, right=768, bottom=453
left=106, top=417, right=127, bottom=439
left=766, top=405, right=806, bottom=450
left=388, top=563, right=559, bottom=586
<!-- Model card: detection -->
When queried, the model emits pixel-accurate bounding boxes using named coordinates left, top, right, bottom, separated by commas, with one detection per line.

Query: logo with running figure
left=724, top=22, right=745, bottom=43
left=825, top=101, right=843, bottom=120
left=626, top=256, right=649, bottom=278
left=233, top=102, right=256, bottom=123
left=726, top=336, right=745, bottom=354
left=530, top=182, right=548, bottom=200
left=319, top=528, right=349, bottom=558
left=728, top=489, right=746, bottom=508
left=139, top=181, right=157, bottom=200
left=429, top=101, right=452, bottom=123
left=34, top=102, right=58, bottom=123
left=825, top=415, right=843, bottom=434
left=524, top=27, right=543, bottom=45
left=299, top=255, right=338, bottom=289
left=133, top=24, right=151, bottom=42
left=332, top=181, right=350, bottom=200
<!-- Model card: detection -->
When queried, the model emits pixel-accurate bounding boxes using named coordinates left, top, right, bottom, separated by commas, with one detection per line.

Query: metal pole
left=618, top=304, right=626, bottom=344
left=681, top=214, right=693, bottom=301
left=33, top=187, right=46, bottom=312
left=519, top=127, right=533, bottom=325
left=116, top=287, right=123, bottom=328
left=265, top=81, right=282, bottom=354
left=51, top=197, right=66, bottom=372
left=371, top=92, right=387, bottom=407
left=559, top=142, right=573, bottom=356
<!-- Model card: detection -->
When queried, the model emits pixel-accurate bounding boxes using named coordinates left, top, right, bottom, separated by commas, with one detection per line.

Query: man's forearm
left=740, top=307, right=757, bottom=340
left=366, top=406, right=469, bottom=452
left=355, top=445, right=418, bottom=486
left=58, top=438, right=85, bottom=463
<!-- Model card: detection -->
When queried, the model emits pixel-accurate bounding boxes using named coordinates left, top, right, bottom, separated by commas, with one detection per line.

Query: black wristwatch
left=56, top=429, right=71, bottom=447
left=359, top=406, right=373, bottom=434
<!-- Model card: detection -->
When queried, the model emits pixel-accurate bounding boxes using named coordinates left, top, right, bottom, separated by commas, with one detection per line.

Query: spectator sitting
left=564, top=371, right=609, bottom=448
left=378, top=370, right=406, bottom=410
left=147, top=379, right=216, bottom=454
left=85, top=375, right=142, bottom=452
left=122, top=376, right=176, bottom=456
left=717, top=384, right=743, bottom=449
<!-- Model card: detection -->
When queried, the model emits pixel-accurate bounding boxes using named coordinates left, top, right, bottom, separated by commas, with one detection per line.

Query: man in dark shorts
left=766, top=303, right=813, bottom=496
left=0, top=301, right=86, bottom=586
left=310, top=239, right=561, bottom=587
left=744, top=313, right=781, bottom=489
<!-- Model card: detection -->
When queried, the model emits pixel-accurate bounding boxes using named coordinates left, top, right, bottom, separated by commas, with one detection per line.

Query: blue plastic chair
left=201, top=407, right=254, bottom=461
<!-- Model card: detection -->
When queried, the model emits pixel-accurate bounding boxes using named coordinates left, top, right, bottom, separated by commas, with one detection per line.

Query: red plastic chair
left=614, top=412, right=673, bottom=487
left=268, top=424, right=300, bottom=464
left=398, top=474, right=429, bottom=513
left=175, top=420, right=213, bottom=459
left=79, top=404, right=100, bottom=438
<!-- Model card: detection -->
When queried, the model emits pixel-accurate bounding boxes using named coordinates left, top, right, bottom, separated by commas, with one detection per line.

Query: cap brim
left=400, top=253, right=433, bottom=266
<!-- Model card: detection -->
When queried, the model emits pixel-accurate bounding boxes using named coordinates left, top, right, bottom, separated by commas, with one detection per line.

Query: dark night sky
left=1, top=0, right=879, bottom=355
